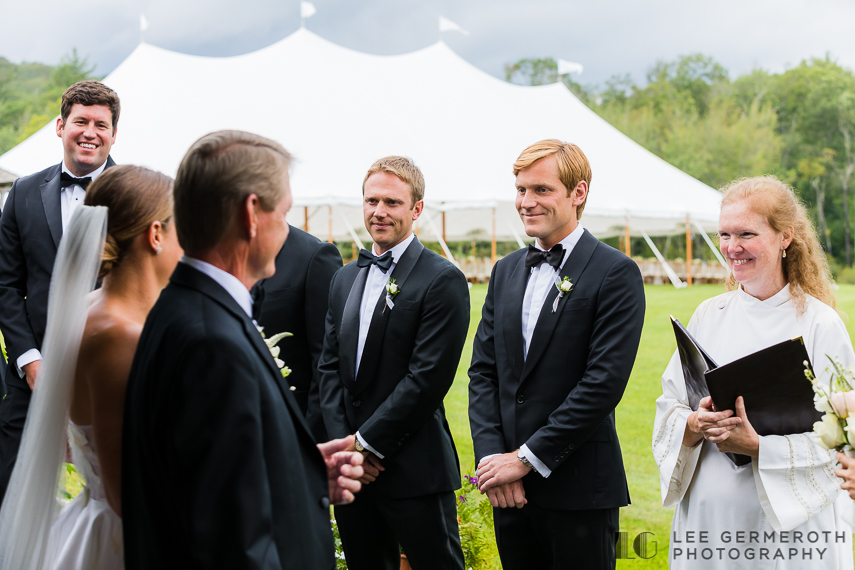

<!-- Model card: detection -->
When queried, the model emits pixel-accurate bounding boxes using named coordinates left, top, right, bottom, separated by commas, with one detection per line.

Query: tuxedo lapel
left=520, top=230, right=598, bottom=382
left=354, top=238, right=425, bottom=389
left=502, top=255, right=528, bottom=381
left=339, top=267, right=369, bottom=393
left=39, top=168, right=62, bottom=248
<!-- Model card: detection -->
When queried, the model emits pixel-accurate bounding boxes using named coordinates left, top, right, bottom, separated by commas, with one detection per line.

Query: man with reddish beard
left=0, top=81, right=120, bottom=500
left=319, top=156, right=469, bottom=569
left=469, top=140, right=645, bottom=569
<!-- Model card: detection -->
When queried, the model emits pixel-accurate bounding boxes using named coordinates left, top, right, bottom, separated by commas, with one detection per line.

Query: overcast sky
left=2, top=0, right=854, bottom=88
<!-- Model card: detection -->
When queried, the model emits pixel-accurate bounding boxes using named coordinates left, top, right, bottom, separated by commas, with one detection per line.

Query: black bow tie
left=525, top=243, right=565, bottom=270
left=60, top=171, right=92, bottom=190
left=356, top=249, right=394, bottom=273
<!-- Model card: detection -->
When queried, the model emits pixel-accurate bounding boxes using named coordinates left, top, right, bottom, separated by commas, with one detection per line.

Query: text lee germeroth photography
left=1, top=1, right=855, bottom=569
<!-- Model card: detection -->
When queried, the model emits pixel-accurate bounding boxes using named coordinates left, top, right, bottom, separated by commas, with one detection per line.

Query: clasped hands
left=343, top=436, right=386, bottom=485
left=684, top=396, right=759, bottom=457
left=476, top=451, right=531, bottom=509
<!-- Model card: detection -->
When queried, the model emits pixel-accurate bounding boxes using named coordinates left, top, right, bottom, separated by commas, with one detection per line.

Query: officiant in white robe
left=652, top=176, right=855, bottom=570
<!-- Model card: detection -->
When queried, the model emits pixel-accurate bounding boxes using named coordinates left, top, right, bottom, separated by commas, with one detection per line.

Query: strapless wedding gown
left=45, top=422, right=124, bottom=569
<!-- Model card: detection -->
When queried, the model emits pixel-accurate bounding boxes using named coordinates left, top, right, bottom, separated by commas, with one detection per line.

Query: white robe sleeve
left=653, top=350, right=703, bottom=506
left=752, top=304, right=855, bottom=532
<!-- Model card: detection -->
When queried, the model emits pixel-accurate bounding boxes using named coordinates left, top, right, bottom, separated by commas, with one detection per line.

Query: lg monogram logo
left=615, top=531, right=658, bottom=560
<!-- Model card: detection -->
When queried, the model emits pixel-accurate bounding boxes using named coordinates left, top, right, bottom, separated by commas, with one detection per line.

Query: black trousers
left=0, top=376, right=31, bottom=501
left=494, top=503, right=619, bottom=570
left=334, top=488, right=464, bottom=570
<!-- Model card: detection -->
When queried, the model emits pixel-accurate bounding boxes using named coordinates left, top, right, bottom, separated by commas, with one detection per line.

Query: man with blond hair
left=319, top=156, right=469, bottom=569
left=468, top=140, right=645, bottom=569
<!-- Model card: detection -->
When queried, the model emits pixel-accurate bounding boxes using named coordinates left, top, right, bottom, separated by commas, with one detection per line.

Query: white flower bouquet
left=257, top=325, right=294, bottom=381
left=808, top=357, right=855, bottom=455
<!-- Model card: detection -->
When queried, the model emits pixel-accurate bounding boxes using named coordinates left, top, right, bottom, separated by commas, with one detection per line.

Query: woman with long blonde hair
left=653, top=176, right=854, bottom=569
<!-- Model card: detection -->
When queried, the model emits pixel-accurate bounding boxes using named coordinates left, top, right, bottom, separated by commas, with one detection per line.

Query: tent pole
left=328, top=206, right=333, bottom=243
left=304, top=206, right=309, bottom=233
left=692, top=218, right=727, bottom=269
left=686, top=215, right=693, bottom=287
left=491, top=207, right=497, bottom=265
left=624, top=222, right=631, bottom=257
left=441, top=209, right=447, bottom=258
left=641, top=229, right=684, bottom=288
left=507, top=222, right=526, bottom=249
left=337, top=211, right=364, bottom=250
left=422, top=212, right=455, bottom=262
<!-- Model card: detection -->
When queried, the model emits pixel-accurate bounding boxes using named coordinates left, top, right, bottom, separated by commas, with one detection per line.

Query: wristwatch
left=517, top=450, right=538, bottom=474
left=354, top=438, right=365, bottom=452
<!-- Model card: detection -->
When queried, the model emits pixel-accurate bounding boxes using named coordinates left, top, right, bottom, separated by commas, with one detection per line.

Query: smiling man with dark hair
left=0, top=80, right=119, bottom=501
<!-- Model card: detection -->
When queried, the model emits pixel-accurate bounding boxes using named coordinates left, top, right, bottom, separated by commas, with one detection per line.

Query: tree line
left=0, top=51, right=93, bottom=160
left=507, top=55, right=855, bottom=267
left=2, top=49, right=854, bottom=266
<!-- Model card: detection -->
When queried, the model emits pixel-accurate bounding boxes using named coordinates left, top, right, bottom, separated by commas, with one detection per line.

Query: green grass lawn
left=444, top=283, right=855, bottom=569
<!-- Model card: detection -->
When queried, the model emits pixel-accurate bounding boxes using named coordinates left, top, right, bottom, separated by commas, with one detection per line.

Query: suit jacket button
left=516, top=395, right=525, bottom=404
left=321, top=497, right=330, bottom=509
left=554, top=456, right=560, bottom=462
left=353, top=400, right=361, bottom=408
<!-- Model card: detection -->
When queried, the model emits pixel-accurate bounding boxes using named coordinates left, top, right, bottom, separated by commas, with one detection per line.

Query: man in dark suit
left=469, top=140, right=645, bottom=569
left=122, top=130, right=364, bottom=569
left=319, top=156, right=469, bottom=570
left=253, top=225, right=342, bottom=441
left=0, top=81, right=120, bottom=499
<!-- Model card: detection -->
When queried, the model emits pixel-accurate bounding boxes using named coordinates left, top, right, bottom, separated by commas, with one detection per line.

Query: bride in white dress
left=653, top=176, right=854, bottom=569
left=0, top=165, right=181, bottom=569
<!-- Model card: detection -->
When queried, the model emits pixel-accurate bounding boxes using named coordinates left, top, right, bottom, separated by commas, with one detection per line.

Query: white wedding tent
left=0, top=28, right=723, bottom=274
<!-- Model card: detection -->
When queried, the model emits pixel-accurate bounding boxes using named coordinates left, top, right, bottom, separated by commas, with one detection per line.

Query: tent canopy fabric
left=0, top=29, right=722, bottom=241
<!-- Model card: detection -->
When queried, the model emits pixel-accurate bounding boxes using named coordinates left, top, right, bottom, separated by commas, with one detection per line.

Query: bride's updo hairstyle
left=720, top=175, right=834, bottom=313
left=84, top=165, right=174, bottom=278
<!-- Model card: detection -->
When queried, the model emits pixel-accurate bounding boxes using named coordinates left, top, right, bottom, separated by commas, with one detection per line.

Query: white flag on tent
left=140, top=14, right=149, bottom=33
left=301, top=1, right=317, bottom=19
left=557, top=59, right=584, bottom=76
left=439, top=16, right=469, bottom=36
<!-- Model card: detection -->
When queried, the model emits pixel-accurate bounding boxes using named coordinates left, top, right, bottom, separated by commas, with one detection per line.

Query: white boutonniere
left=552, top=276, right=574, bottom=312
left=256, top=325, right=295, bottom=383
left=384, top=278, right=399, bottom=312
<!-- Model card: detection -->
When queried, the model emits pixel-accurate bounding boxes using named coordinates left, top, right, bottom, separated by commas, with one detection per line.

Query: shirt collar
left=61, top=159, right=108, bottom=182
left=180, top=255, right=254, bottom=317
left=737, top=282, right=792, bottom=308
left=533, top=223, right=585, bottom=270
left=373, top=232, right=415, bottom=264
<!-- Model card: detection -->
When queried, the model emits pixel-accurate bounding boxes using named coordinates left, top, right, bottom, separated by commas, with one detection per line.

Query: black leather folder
left=671, top=316, right=820, bottom=466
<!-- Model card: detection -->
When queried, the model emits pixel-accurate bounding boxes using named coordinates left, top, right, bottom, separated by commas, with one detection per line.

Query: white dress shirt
left=479, top=224, right=585, bottom=478
left=354, top=232, right=415, bottom=458
left=179, top=256, right=254, bottom=318
left=16, top=160, right=108, bottom=377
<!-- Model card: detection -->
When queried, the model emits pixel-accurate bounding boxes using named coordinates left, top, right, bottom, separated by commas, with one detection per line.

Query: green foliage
left=508, top=52, right=855, bottom=265
left=330, top=517, right=348, bottom=569
left=457, top=474, right=501, bottom=569
left=0, top=49, right=96, bottom=156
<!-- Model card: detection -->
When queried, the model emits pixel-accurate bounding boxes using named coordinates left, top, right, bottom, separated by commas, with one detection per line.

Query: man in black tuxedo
left=253, top=225, right=342, bottom=441
left=0, top=81, right=119, bottom=499
left=469, top=140, right=645, bottom=569
left=319, top=156, right=469, bottom=570
left=122, top=130, right=364, bottom=569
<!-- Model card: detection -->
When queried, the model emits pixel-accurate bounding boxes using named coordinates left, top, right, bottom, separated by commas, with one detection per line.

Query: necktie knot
left=525, top=243, right=565, bottom=270
left=356, top=249, right=394, bottom=273
left=60, top=171, right=92, bottom=191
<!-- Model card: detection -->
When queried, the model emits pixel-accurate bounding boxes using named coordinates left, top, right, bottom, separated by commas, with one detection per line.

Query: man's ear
left=412, top=200, right=424, bottom=221
left=242, top=193, right=261, bottom=239
left=572, top=181, right=588, bottom=207
left=55, top=117, right=64, bottom=138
